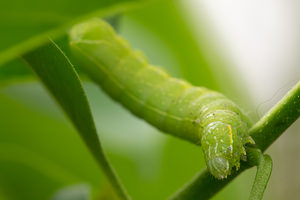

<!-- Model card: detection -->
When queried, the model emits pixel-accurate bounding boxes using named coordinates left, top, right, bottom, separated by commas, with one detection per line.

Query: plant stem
left=169, top=166, right=248, bottom=200
left=170, top=81, right=300, bottom=200
left=250, top=81, right=300, bottom=152
left=169, top=148, right=263, bottom=200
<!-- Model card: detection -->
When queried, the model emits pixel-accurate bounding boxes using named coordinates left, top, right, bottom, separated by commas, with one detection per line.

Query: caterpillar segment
left=69, top=18, right=254, bottom=179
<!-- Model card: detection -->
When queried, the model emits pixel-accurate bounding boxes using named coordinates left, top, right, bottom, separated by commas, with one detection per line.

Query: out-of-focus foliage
left=51, top=183, right=91, bottom=200
left=0, top=0, right=153, bottom=66
left=0, top=0, right=260, bottom=200
left=0, top=92, right=104, bottom=200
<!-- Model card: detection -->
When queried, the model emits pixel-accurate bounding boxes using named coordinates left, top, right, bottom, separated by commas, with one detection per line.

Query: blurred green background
left=0, top=0, right=299, bottom=199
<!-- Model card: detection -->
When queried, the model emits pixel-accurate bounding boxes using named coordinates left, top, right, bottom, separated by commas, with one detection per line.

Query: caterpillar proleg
left=69, top=18, right=254, bottom=179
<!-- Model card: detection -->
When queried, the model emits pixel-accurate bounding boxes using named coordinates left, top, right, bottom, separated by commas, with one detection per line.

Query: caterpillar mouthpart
left=207, top=157, right=230, bottom=179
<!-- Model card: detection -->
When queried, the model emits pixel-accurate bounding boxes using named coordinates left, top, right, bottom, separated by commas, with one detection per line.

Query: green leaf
left=22, top=40, right=129, bottom=200
left=0, top=0, right=154, bottom=66
left=249, top=153, right=272, bottom=200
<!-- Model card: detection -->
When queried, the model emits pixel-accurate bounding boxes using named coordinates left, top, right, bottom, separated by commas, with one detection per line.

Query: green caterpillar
left=69, top=18, right=254, bottom=179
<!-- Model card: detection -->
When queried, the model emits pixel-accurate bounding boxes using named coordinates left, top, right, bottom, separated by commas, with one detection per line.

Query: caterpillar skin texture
left=69, top=18, right=254, bottom=179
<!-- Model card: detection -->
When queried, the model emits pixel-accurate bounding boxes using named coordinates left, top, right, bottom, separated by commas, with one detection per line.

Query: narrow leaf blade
left=249, top=155, right=272, bottom=200
left=22, top=39, right=129, bottom=200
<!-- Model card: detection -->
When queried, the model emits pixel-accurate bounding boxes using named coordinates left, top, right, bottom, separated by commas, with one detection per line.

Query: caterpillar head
left=201, top=121, right=252, bottom=179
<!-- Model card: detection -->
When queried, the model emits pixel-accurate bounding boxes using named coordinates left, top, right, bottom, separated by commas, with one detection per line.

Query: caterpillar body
left=69, top=18, right=254, bottom=179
